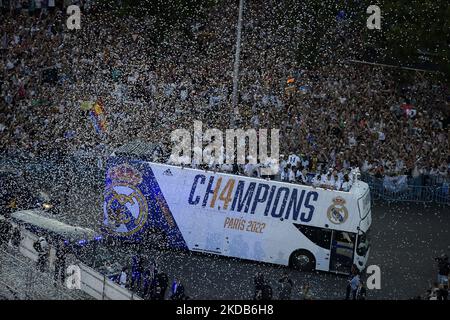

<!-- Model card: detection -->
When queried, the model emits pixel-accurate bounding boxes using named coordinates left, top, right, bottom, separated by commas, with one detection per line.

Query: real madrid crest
left=326, top=196, right=349, bottom=225
left=103, top=164, right=148, bottom=236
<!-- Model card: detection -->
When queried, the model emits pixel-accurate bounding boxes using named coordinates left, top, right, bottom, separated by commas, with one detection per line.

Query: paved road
left=2, top=155, right=449, bottom=299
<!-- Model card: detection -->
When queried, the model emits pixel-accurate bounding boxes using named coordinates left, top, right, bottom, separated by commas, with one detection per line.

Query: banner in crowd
left=383, top=175, right=408, bottom=193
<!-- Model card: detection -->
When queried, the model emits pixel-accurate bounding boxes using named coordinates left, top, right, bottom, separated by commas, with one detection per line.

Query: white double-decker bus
left=104, top=144, right=371, bottom=274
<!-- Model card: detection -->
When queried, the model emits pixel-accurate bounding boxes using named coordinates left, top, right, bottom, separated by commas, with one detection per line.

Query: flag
left=90, top=100, right=107, bottom=136
left=80, top=101, right=94, bottom=111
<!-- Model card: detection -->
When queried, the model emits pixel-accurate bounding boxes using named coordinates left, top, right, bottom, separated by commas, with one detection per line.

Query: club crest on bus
left=103, top=164, right=148, bottom=236
left=327, top=197, right=349, bottom=225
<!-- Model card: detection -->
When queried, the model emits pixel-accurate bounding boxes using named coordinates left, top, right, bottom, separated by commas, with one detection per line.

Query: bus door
left=329, top=230, right=356, bottom=274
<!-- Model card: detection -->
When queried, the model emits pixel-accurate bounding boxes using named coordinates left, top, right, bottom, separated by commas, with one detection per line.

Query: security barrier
left=361, top=174, right=449, bottom=205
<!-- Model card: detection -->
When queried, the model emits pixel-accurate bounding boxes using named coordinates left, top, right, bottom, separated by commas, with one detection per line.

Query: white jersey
left=341, top=181, right=352, bottom=192
left=288, top=169, right=296, bottom=182
left=244, top=163, right=256, bottom=177
left=311, top=175, right=322, bottom=187
left=334, top=178, right=343, bottom=190
left=288, top=154, right=301, bottom=167
left=296, top=170, right=305, bottom=183
left=280, top=170, right=289, bottom=182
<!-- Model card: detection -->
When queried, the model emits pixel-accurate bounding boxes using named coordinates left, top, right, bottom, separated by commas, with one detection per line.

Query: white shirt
left=281, top=170, right=289, bottom=182
left=301, top=158, right=309, bottom=168
left=288, top=169, right=296, bottom=182
left=324, top=176, right=335, bottom=189
left=334, top=178, right=342, bottom=190
left=279, top=159, right=287, bottom=173
left=341, top=181, right=352, bottom=192
left=244, top=163, right=255, bottom=176
left=221, top=163, right=233, bottom=172
left=311, top=176, right=322, bottom=187
left=296, top=170, right=305, bottom=183
left=288, top=154, right=301, bottom=167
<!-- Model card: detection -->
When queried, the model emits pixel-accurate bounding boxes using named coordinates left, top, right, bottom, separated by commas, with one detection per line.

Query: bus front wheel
left=289, top=250, right=316, bottom=272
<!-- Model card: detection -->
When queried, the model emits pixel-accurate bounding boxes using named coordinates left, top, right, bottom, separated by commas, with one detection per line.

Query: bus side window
left=294, top=224, right=332, bottom=250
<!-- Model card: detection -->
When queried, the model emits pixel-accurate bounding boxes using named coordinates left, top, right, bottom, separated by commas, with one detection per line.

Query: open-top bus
left=103, top=144, right=371, bottom=274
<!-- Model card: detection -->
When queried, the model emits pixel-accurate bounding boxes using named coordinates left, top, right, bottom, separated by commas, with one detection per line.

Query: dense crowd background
left=1, top=1, right=449, bottom=189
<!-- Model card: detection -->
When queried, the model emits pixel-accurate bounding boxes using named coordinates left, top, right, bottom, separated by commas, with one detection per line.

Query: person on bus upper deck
left=288, top=153, right=300, bottom=168
left=281, top=166, right=289, bottom=182
left=323, top=170, right=335, bottom=189
left=295, top=166, right=306, bottom=184
left=341, top=174, right=352, bottom=192
left=279, top=155, right=287, bottom=173
left=244, top=159, right=255, bottom=177
left=311, top=174, right=322, bottom=187
left=333, top=170, right=343, bottom=190
left=301, top=155, right=309, bottom=170
left=288, top=165, right=296, bottom=183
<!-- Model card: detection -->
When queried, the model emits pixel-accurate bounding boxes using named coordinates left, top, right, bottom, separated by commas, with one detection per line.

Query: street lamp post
left=231, top=0, right=245, bottom=125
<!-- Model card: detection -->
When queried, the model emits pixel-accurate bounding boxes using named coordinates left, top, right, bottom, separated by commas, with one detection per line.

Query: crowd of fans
left=1, top=1, right=449, bottom=190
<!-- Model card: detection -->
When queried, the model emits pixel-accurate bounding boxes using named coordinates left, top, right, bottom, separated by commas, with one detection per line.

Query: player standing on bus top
left=288, top=165, right=296, bottom=183
left=301, top=155, right=310, bottom=170
left=279, top=155, right=287, bottom=172
left=341, top=174, right=353, bottom=192
left=295, top=166, right=305, bottom=184
left=311, top=173, right=322, bottom=187
left=280, top=166, right=289, bottom=182
left=332, top=170, right=343, bottom=190
left=244, top=159, right=256, bottom=177
left=288, top=153, right=300, bottom=168
left=323, top=170, right=335, bottom=189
